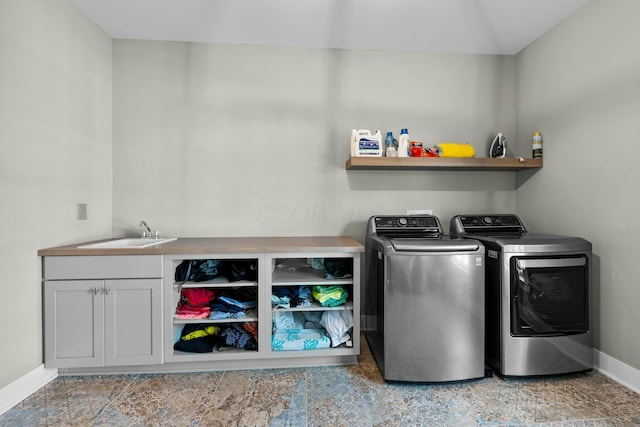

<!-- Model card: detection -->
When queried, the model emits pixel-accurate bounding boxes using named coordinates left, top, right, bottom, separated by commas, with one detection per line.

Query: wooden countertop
left=38, top=236, right=364, bottom=256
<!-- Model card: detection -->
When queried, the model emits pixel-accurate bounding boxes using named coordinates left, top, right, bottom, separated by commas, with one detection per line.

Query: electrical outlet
left=77, top=203, right=87, bottom=220
left=407, top=209, right=433, bottom=215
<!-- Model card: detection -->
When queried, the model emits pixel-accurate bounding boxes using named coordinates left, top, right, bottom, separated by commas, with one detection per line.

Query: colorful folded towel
left=436, top=143, right=475, bottom=158
left=312, top=285, right=348, bottom=307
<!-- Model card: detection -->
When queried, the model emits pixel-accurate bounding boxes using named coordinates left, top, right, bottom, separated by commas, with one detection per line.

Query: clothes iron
left=489, top=132, right=507, bottom=158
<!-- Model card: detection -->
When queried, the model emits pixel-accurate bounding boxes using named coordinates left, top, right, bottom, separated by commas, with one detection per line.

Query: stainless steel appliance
left=450, top=214, right=593, bottom=377
left=365, top=215, right=485, bottom=382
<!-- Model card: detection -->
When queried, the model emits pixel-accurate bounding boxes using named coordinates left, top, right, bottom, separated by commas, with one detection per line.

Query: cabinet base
left=54, top=355, right=358, bottom=376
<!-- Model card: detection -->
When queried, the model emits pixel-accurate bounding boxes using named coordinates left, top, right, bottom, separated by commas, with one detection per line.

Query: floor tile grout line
left=44, top=377, right=71, bottom=427
left=200, top=370, right=226, bottom=426
left=89, top=373, right=141, bottom=422
left=62, top=377, right=72, bottom=426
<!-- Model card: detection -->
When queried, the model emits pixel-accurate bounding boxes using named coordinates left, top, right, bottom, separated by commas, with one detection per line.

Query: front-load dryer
left=450, top=214, right=593, bottom=377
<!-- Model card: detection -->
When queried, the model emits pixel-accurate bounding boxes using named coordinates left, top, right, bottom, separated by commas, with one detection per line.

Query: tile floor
left=2, top=336, right=640, bottom=427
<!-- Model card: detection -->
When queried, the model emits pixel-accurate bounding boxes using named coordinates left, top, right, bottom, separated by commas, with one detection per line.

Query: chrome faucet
left=139, top=220, right=158, bottom=238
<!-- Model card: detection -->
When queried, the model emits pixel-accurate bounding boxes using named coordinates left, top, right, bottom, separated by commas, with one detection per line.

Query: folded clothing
left=209, top=310, right=246, bottom=320
left=312, top=285, right=348, bottom=307
left=181, top=288, right=215, bottom=307
left=272, top=286, right=313, bottom=308
left=173, top=324, right=220, bottom=353
left=174, top=322, right=257, bottom=353
left=209, top=287, right=257, bottom=316
left=320, top=310, right=353, bottom=347
left=174, top=259, right=257, bottom=282
left=436, top=143, right=475, bottom=158
left=272, top=328, right=331, bottom=351
left=221, top=323, right=257, bottom=350
left=175, top=306, right=210, bottom=319
left=243, top=321, right=258, bottom=341
left=175, top=259, right=222, bottom=282
left=273, top=311, right=306, bottom=330
left=175, top=288, right=216, bottom=319
left=323, top=259, right=353, bottom=279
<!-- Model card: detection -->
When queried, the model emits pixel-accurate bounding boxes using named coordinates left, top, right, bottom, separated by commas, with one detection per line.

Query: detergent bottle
left=350, top=129, right=383, bottom=157
left=532, top=131, right=543, bottom=159
left=385, top=131, right=397, bottom=157
left=397, top=128, right=410, bottom=157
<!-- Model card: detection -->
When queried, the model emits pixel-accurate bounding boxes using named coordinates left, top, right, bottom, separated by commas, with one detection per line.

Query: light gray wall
left=13, top=0, right=637, bottom=393
left=0, top=0, right=112, bottom=387
left=515, top=0, right=640, bottom=369
left=112, top=41, right=518, bottom=242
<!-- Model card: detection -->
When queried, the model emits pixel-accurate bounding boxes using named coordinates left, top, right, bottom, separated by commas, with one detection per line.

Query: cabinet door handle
left=104, top=287, right=110, bottom=295
left=93, top=287, right=100, bottom=295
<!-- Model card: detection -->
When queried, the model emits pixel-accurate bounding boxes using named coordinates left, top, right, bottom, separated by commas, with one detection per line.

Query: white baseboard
left=594, top=349, right=640, bottom=394
left=0, top=365, right=57, bottom=417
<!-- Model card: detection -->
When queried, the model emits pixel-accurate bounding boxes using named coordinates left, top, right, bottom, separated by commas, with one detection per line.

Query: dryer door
left=510, top=255, right=589, bottom=336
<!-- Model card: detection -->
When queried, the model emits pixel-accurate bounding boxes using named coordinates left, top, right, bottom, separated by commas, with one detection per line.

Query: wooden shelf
left=345, top=156, right=543, bottom=171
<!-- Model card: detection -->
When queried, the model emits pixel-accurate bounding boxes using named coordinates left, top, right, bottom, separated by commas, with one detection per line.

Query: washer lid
left=390, top=238, right=480, bottom=252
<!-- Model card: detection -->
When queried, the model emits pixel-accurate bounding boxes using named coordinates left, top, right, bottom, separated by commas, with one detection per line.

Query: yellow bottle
left=532, top=131, right=542, bottom=159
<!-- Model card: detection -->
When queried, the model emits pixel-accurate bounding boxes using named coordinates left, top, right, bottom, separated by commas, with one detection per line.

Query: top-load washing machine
left=450, top=214, right=593, bottom=377
left=365, top=214, right=485, bottom=382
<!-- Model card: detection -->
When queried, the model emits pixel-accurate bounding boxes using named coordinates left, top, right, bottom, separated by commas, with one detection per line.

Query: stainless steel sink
left=78, top=237, right=178, bottom=249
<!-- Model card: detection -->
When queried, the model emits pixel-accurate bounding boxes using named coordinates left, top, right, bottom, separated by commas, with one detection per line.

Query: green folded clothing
left=312, top=285, right=348, bottom=307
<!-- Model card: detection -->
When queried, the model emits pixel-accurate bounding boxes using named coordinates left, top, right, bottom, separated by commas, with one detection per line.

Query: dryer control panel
left=450, top=214, right=526, bottom=235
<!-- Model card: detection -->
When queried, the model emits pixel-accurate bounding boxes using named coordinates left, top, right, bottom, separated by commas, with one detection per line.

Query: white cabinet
left=44, top=280, right=104, bottom=368
left=40, top=238, right=363, bottom=373
left=43, top=256, right=163, bottom=369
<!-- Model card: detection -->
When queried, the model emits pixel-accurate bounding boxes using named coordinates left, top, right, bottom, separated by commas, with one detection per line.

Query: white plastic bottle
left=397, top=128, right=410, bottom=157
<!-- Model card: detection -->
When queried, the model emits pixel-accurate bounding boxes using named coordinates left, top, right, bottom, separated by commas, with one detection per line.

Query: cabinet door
left=104, top=279, right=162, bottom=366
left=44, top=280, right=105, bottom=368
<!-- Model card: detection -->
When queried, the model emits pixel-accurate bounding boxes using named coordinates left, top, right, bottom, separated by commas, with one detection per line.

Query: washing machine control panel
left=373, top=216, right=441, bottom=233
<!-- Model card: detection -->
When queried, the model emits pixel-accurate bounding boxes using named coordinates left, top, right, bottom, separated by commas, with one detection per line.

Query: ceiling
left=70, top=0, right=589, bottom=55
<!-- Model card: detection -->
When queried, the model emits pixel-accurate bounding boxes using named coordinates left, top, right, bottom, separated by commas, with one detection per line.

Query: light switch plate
left=77, top=203, right=87, bottom=220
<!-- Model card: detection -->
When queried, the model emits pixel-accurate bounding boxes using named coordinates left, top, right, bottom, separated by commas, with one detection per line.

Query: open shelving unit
left=345, top=156, right=542, bottom=171
left=165, top=255, right=261, bottom=362
left=269, top=255, right=359, bottom=357
left=163, top=251, right=361, bottom=366
left=270, top=260, right=355, bottom=315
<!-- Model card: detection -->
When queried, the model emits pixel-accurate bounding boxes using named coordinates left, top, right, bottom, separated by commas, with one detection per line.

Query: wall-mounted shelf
left=345, top=157, right=542, bottom=171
